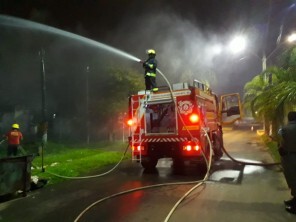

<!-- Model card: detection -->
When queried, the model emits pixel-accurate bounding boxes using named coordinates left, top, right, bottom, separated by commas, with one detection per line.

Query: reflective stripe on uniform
left=149, top=64, right=154, bottom=69
left=146, top=72, right=156, bottom=77
left=152, top=88, right=158, bottom=92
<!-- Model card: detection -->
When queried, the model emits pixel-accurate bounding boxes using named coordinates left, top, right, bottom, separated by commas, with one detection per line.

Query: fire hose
left=73, top=68, right=280, bottom=222
left=43, top=143, right=130, bottom=179
left=30, top=63, right=280, bottom=221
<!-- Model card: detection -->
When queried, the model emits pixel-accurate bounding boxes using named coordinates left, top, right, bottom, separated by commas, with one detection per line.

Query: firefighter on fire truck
left=142, top=49, right=158, bottom=92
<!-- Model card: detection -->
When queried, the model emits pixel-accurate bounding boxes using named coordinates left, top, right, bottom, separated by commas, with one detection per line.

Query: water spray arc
left=1, top=14, right=281, bottom=222
left=0, top=15, right=141, bottom=63
left=1, top=14, right=207, bottom=222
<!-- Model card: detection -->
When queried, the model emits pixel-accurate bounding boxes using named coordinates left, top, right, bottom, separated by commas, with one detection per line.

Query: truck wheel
left=197, top=162, right=208, bottom=175
left=172, top=158, right=184, bottom=168
left=141, top=157, right=158, bottom=169
left=172, top=158, right=184, bottom=174
left=213, top=134, right=223, bottom=161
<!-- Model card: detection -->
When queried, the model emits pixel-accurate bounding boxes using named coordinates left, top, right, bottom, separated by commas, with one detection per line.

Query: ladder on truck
left=130, top=90, right=175, bottom=162
left=130, top=93, right=149, bottom=162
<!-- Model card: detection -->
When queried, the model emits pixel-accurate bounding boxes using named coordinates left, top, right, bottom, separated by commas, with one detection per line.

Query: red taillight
left=132, top=145, right=144, bottom=151
left=185, top=145, right=192, bottom=151
left=127, top=119, right=133, bottom=126
left=183, top=142, right=200, bottom=152
left=189, top=114, right=199, bottom=123
left=194, top=144, right=200, bottom=151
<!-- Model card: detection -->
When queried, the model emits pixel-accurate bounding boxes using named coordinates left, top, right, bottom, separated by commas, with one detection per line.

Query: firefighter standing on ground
left=143, top=49, right=158, bottom=92
left=278, top=111, right=296, bottom=214
left=4, top=123, right=23, bottom=157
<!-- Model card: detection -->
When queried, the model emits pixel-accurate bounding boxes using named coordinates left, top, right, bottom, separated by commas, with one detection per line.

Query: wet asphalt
left=0, top=129, right=295, bottom=222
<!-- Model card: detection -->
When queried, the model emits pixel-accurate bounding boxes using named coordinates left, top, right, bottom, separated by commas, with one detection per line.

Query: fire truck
left=127, top=80, right=241, bottom=170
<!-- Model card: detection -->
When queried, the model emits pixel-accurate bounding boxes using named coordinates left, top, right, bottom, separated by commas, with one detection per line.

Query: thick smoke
left=106, top=11, right=259, bottom=95
left=1, top=0, right=289, bottom=140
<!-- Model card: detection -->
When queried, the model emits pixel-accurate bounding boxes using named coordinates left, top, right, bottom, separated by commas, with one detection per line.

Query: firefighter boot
left=286, top=205, right=296, bottom=214
left=284, top=197, right=296, bottom=207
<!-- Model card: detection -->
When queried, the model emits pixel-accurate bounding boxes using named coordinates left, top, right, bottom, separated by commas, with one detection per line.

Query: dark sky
left=1, top=0, right=296, bottom=96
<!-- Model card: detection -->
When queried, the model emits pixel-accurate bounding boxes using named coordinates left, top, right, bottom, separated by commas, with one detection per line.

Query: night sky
left=1, top=0, right=296, bottom=97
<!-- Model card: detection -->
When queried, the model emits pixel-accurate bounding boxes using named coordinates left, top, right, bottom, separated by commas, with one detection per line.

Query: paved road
left=0, top=129, right=294, bottom=222
left=168, top=129, right=295, bottom=222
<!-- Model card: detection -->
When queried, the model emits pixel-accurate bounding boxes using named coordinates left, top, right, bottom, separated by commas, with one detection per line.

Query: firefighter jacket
left=143, top=57, right=157, bottom=77
left=278, top=120, right=296, bottom=152
left=5, top=129, right=23, bottom=145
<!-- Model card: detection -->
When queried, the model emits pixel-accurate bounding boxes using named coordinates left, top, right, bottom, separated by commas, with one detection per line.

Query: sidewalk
left=169, top=130, right=295, bottom=222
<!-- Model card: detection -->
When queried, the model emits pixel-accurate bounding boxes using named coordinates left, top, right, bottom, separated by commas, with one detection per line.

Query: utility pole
left=40, top=49, right=47, bottom=120
left=39, top=49, right=47, bottom=172
left=261, top=0, right=272, bottom=134
left=86, top=66, right=90, bottom=145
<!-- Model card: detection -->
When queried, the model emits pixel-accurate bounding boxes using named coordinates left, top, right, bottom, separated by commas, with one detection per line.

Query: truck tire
left=213, top=134, right=223, bottom=161
left=141, top=157, right=158, bottom=169
left=172, top=157, right=184, bottom=174
left=196, top=162, right=208, bottom=175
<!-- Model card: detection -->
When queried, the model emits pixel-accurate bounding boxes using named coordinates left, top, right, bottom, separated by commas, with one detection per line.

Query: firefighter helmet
left=146, top=49, right=156, bottom=55
left=12, top=123, right=20, bottom=129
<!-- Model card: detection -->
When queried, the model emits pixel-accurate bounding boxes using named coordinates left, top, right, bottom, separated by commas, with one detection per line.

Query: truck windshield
left=145, top=102, right=176, bottom=134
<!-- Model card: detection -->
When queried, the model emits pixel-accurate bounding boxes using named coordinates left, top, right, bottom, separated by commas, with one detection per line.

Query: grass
left=0, top=141, right=131, bottom=185
left=1, top=135, right=281, bottom=187
left=261, top=134, right=281, bottom=163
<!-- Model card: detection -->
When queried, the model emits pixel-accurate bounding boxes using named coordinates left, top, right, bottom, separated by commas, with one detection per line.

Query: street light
left=264, top=32, right=296, bottom=71
left=228, top=33, right=296, bottom=73
left=228, top=35, right=247, bottom=54
left=227, top=35, right=266, bottom=72
left=228, top=32, right=296, bottom=134
left=287, top=33, right=296, bottom=43
left=276, top=3, right=296, bottom=44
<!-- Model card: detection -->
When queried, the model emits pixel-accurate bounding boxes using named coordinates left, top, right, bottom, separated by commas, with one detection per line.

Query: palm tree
left=244, top=46, right=296, bottom=138
left=244, top=74, right=267, bottom=118
left=244, top=65, right=296, bottom=137
left=243, top=73, right=272, bottom=133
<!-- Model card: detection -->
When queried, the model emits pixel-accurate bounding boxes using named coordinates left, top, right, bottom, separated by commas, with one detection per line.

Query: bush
left=261, top=135, right=280, bottom=163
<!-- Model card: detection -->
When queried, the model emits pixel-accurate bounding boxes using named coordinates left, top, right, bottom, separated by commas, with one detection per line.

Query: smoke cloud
left=2, top=0, right=287, bottom=140
left=106, top=11, right=260, bottom=95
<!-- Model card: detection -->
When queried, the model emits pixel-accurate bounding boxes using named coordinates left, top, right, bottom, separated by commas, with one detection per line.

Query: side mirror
left=220, top=93, right=242, bottom=125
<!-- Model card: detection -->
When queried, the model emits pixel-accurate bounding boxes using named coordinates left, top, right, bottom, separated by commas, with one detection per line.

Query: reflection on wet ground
left=209, top=158, right=245, bottom=184
left=121, top=158, right=235, bottom=184
left=122, top=156, right=269, bottom=187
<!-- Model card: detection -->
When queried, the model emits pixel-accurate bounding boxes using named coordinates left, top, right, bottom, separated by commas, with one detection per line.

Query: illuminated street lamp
left=287, top=33, right=296, bottom=43
left=229, top=32, right=296, bottom=134
left=265, top=32, right=296, bottom=70
left=228, top=33, right=296, bottom=72
left=228, top=35, right=247, bottom=54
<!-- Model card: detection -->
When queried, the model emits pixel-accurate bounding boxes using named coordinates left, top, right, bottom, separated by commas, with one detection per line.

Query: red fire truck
left=127, top=80, right=241, bottom=169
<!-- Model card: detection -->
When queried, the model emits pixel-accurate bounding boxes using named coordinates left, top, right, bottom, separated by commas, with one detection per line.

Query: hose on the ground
left=221, top=144, right=280, bottom=166
left=73, top=68, right=281, bottom=221
left=73, top=131, right=212, bottom=222
left=74, top=69, right=214, bottom=222
left=22, top=64, right=280, bottom=221
left=37, top=143, right=130, bottom=179
left=73, top=179, right=209, bottom=222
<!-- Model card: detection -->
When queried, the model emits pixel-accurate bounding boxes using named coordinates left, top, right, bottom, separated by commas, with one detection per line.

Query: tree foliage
left=243, top=46, right=296, bottom=136
left=93, top=66, right=144, bottom=123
